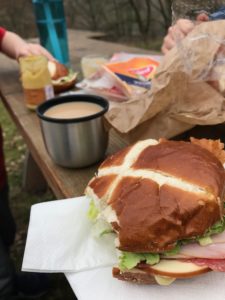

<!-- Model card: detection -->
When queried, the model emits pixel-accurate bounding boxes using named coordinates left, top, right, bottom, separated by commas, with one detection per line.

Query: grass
left=0, top=100, right=76, bottom=299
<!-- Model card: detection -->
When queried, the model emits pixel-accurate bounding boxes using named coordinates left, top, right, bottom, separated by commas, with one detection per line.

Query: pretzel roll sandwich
left=48, top=61, right=77, bottom=93
left=86, top=138, right=225, bottom=285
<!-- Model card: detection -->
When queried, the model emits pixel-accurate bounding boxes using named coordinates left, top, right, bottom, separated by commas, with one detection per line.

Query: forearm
left=1, top=31, right=27, bottom=60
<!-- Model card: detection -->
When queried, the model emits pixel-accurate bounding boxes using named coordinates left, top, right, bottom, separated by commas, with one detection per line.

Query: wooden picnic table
left=0, top=29, right=153, bottom=199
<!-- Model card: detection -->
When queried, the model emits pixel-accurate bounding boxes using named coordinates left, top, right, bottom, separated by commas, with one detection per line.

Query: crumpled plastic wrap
left=78, top=21, right=225, bottom=143
left=106, top=21, right=225, bottom=143
left=77, top=53, right=162, bottom=102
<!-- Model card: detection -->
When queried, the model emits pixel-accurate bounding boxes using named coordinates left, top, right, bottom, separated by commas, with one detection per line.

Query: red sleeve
left=0, top=126, right=7, bottom=190
left=0, top=27, right=6, bottom=50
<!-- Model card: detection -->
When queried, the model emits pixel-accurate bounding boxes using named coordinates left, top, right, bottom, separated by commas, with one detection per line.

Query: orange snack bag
left=105, top=57, right=159, bottom=89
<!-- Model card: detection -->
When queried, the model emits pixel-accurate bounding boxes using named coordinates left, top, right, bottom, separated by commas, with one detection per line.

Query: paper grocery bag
left=105, top=20, right=225, bottom=142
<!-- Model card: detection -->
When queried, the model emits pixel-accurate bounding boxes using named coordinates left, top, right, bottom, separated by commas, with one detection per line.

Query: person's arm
left=0, top=29, right=54, bottom=60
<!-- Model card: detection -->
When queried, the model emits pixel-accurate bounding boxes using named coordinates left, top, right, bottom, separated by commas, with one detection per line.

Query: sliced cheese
left=154, top=275, right=176, bottom=286
left=146, top=259, right=210, bottom=278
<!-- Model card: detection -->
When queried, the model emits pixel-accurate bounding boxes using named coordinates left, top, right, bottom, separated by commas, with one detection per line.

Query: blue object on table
left=32, top=0, right=70, bottom=65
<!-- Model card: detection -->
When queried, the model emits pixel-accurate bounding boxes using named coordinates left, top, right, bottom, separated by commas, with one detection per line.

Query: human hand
left=161, top=19, right=195, bottom=54
left=16, top=43, right=55, bottom=61
left=1, top=31, right=56, bottom=61
left=196, top=12, right=210, bottom=22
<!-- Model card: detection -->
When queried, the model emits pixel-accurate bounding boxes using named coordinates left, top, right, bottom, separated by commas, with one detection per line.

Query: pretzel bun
left=48, top=61, right=77, bottom=93
left=48, top=61, right=68, bottom=80
left=86, top=139, right=225, bottom=253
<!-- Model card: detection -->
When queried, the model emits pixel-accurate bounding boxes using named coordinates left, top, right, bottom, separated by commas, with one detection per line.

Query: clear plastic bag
left=171, top=3, right=225, bottom=94
left=177, top=28, right=225, bottom=78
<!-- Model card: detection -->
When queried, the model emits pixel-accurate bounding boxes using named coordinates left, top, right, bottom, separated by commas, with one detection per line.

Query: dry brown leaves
left=190, top=137, right=225, bottom=164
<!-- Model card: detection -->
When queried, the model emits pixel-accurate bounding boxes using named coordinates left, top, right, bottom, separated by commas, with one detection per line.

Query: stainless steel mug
left=37, top=94, right=109, bottom=168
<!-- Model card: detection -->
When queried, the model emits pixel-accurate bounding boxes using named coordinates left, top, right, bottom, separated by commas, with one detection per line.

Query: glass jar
left=19, top=55, right=54, bottom=110
left=81, top=55, right=108, bottom=78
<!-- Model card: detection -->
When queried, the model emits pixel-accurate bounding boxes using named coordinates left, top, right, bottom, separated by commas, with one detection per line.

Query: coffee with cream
left=44, top=101, right=103, bottom=119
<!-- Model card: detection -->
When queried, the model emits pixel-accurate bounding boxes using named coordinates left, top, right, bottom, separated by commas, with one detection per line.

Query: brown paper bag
left=105, top=20, right=225, bottom=143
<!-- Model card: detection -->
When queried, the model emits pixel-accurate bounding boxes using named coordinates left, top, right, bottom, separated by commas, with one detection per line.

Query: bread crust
left=111, top=180, right=221, bottom=252
left=133, top=140, right=225, bottom=198
left=112, top=267, right=156, bottom=284
left=53, top=77, right=76, bottom=93
left=86, top=139, right=225, bottom=253
left=49, top=61, right=68, bottom=80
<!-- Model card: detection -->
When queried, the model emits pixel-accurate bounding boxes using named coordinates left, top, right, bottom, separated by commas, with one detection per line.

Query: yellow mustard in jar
left=19, top=55, right=54, bottom=110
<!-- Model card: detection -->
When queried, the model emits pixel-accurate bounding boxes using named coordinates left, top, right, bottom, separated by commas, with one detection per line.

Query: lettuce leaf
left=92, top=218, right=113, bottom=237
left=87, top=201, right=114, bottom=237
left=118, top=251, right=160, bottom=271
left=88, top=198, right=225, bottom=273
left=180, top=215, right=225, bottom=246
left=52, top=69, right=77, bottom=84
left=202, top=216, right=225, bottom=237
left=163, top=244, right=181, bottom=256
left=87, top=200, right=99, bottom=221
left=198, top=236, right=213, bottom=246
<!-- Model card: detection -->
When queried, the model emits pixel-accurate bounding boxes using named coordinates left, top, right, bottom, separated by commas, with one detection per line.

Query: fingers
left=176, top=19, right=195, bottom=35
left=16, top=43, right=56, bottom=61
left=161, top=19, right=195, bottom=54
left=170, top=26, right=186, bottom=42
left=161, top=44, right=169, bottom=55
left=161, top=13, right=210, bottom=55
left=196, top=13, right=209, bottom=22
left=161, top=34, right=176, bottom=54
left=16, top=49, right=31, bottom=59
left=31, top=44, right=55, bottom=61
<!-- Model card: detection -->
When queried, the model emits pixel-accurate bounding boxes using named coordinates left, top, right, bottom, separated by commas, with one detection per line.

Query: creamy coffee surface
left=44, top=101, right=103, bottom=119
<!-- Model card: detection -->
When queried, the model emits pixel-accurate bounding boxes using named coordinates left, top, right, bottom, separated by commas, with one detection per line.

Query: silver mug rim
left=36, top=94, right=109, bottom=123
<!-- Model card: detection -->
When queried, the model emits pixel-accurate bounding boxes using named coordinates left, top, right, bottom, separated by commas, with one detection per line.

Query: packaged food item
left=105, top=56, right=159, bottom=89
left=19, top=55, right=54, bottom=110
left=77, top=53, right=161, bottom=102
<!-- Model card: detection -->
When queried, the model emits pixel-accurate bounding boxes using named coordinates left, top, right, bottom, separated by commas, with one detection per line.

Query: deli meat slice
left=180, top=242, right=225, bottom=259
left=185, top=258, right=225, bottom=272
left=211, top=231, right=225, bottom=244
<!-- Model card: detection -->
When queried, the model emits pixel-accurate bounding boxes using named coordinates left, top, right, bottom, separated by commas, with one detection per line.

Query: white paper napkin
left=66, top=267, right=225, bottom=300
left=22, top=196, right=117, bottom=272
left=23, top=196, right=225, bottom=300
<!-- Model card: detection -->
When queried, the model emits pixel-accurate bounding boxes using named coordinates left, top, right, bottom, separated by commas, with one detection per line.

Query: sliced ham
left=162, top=231, right=225, bottom=271
left=175, top=230, right=225, bottom=259
left=184, top=258, right=225, bottom=272
left=180, top=242, right=225, bottom=259
left=211, top=230, right=225, bottom=243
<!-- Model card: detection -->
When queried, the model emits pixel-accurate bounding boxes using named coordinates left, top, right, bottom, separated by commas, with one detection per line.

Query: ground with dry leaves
left=0, top=101, right=76, bottom=299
